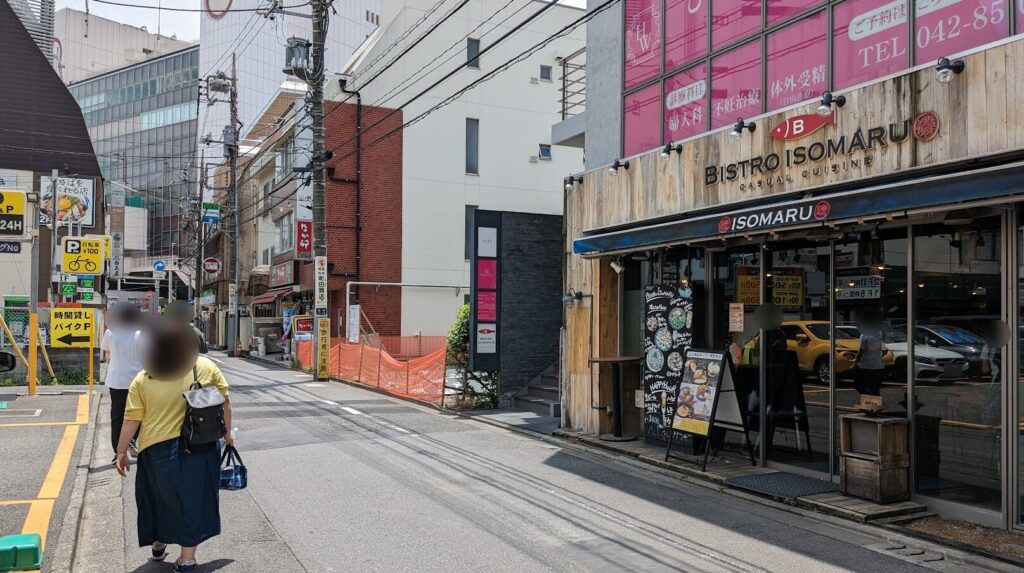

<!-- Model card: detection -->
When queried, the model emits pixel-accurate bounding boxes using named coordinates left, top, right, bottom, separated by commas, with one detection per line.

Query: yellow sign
left=51, top=308, right=94, bottom=348
left=769, top=269, right=804, bottom=308
left=316, top=317, right=330, bottom=379
left=735, top=266, right=761, bottom=305
left=85, top=234, right=111, bottom=259
left=61, top=237, right=105, bottom=275
left=0, top=190, right=27, bottom=237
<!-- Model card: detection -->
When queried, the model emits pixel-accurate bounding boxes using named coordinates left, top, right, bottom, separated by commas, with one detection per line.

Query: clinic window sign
left=469, top=210, right=501, bottom=371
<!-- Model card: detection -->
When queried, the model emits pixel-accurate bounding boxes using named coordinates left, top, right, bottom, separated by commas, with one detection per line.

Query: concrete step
left=526, top=384, right=559, bottom=400
left=539, top=373, right=559, bottom=385
left=513, top=395, right=560, bottom=418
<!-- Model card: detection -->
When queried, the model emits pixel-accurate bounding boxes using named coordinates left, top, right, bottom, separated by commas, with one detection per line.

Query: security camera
left=610, top=260, right=625, bottom=274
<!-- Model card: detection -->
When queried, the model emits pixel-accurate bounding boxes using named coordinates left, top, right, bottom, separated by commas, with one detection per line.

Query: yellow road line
left=38, top=424, right=79, bottom=500
left=75, top=394, right=89, bottom=424
left=0, top=421, right=82, bottom=428
left=0, top=500, right=35, bottom=506
left=21, top=499, right=55, bottom=550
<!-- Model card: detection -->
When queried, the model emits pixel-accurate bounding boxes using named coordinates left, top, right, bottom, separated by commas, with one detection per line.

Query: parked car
left=913, top=325, right=985, bottom=375
left=0, top=350, right=15, bottom=372
left=745, top=321, right=894, bottom=385
left=836, top=325, right=967, bottom=382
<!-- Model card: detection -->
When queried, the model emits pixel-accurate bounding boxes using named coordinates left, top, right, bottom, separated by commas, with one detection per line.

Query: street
left=67, top=354, right=949, bottom=573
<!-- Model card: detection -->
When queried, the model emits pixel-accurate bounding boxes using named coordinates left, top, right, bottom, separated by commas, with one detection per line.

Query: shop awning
left=573, top=161, right=1024, bottom=256
left=251, top=287, right=294, bottom=304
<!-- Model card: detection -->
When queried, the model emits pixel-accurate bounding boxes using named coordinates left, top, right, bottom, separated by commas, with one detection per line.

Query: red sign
left=294, top=317, right=313, bottom=333
left=912, top=111, right=940, bottom=142
left=296, top=220, right=313, bottom=260
left=477, top=259, right=497, bottom=290
left=270, top=261, right=294, bottom=287
left=770, top=112, right=834, bottom=141
left=477, top=291, right=497, bottom=321
left=202, top=257, right=221, bottom=275
left=718, top=200, right=832, bottom=234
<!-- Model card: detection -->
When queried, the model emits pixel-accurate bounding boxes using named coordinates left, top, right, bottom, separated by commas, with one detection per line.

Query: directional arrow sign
left=50, top=308, right=94, bottom=348
left=57, top=333, right=90, bottom=345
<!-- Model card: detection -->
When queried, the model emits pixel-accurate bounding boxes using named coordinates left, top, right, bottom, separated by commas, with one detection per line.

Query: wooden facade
left=563, top=38, right=1024, bottom=434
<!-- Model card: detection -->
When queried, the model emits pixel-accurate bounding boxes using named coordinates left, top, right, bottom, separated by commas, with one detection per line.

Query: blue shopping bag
left=219, top=445, right=247, bottom=490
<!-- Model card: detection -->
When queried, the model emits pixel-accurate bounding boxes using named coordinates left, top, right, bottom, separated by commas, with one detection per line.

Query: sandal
left=150, top=542, right=167, bottom=562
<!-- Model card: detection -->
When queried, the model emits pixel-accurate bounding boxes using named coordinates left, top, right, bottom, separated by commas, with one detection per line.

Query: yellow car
left=745, top=321, right=894, bottom=384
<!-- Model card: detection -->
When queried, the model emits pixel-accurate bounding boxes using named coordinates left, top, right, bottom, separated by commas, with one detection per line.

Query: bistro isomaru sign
left=704, top=112, right=939, bottom=192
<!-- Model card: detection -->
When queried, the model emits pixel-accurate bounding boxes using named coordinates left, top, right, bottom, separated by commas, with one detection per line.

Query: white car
left=837, top=326, right=968, bottom=382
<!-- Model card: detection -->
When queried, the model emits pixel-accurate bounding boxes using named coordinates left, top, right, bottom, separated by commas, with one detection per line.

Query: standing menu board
left=671, top=350, right=726, bottom=436
left=642, top=284, right=693, bottom=442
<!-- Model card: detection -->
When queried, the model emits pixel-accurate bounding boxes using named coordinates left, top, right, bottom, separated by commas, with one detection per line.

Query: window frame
left=465, top=118, right=480, bottom=175
left=539, top=65, right=553, bottom=81
left=467, top=38, right=481, bottom=69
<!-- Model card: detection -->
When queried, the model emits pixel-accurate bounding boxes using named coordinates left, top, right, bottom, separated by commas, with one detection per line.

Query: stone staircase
left=512, top=366, right=560, bottom=418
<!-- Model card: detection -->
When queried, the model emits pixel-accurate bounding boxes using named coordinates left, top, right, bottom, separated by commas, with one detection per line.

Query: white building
left=198, top=0, right=380, bottom=146
left=53, top=8, right=192, bottom=84
left=328, top=0, right=585, bottom=336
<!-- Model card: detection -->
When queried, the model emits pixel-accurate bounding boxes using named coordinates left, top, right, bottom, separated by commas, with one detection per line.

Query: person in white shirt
left=101, top=303, right=145, bottom=458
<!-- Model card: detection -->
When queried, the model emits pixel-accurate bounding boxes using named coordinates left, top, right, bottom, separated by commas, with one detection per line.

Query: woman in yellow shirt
left=115, top=319, right=233, bottom=573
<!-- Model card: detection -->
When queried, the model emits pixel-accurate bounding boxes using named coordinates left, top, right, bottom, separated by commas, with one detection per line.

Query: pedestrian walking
left=114, top=319, right=233, bottom=572
left=101, top=303, right=144, bottom=460
left=165, top=300, right=209, bottom=353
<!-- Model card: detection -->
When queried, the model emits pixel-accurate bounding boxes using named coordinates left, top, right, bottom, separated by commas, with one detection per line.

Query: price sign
left=61, top=237, right=105, bottom=276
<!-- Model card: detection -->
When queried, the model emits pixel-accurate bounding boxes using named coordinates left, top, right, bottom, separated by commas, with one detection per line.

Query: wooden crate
left=839, top=414, right=909, bottom=504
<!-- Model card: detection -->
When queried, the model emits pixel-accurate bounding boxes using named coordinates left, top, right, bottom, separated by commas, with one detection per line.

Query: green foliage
left=446, top=304, right=471, bottom=362
left=445, top=304, right=498, bottom=409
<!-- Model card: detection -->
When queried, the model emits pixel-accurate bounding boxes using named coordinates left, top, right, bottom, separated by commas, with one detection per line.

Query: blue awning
left=573, top=162, right=1024, bottom=256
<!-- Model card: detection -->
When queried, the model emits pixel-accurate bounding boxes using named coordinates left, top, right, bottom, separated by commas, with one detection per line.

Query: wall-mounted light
left=610, top=259, right=625, bottom=274
left=608, top=159, right=629, bottom=174
left=562, top=289, right=585, bottom=308
left=660, top=142, right=682, bottom=160
left=564, top=175, right=583, bottom=192
left=817, top=91, right=846, bottom=116
left=936, top=57, right=965, bottom=83
left=730, top=118, right=756, bottom=139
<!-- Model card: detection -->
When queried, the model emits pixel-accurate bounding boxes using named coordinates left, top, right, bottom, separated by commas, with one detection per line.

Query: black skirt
left=135, top=438, right=221, bottom=547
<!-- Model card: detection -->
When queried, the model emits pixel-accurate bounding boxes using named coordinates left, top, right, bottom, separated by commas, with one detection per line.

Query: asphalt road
left=73, top=354, right=957, bottom=573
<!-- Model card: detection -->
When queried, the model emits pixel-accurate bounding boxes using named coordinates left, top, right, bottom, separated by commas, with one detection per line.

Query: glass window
left=914, top=0, right=1009, bottom=65
left=766, top=11, right=828, bottom=112
left=766, top=0, right=824, bottom=25
left=467, top=38, right=480, bottom=69
left=665, top=0, right=707, bottom=70
left=709, top=41, right=761, bottom=129
left=623, top=83, right=662, bottom=157
left=538, top=143, right=552, bottom=159
left=833, top=0, right=909, bottom=90
left=664, top=64, right=707, bottom=142
left=712, top=0, right=761, bottom=50
left=625, top=0, right=663, bottom=88
left=913, top=216, right=1002, bottom=512
left=466, top=118, right=479, bottom=174
left=539, top=65, right=552, bottom=81
left=1018, top=0, right=1024, bottom=33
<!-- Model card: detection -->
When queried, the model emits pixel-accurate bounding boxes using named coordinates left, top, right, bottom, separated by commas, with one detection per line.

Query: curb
left=48, top=391, right=102, bottom=573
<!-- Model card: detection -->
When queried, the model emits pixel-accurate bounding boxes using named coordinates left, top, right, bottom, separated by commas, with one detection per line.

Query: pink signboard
left=476, top=291, right=497, bottom=322
left=766, top=12, right=828, bottom=111
left=664, top=64, right=707, bottom=142
left=833, top=0, right=909, bottom=90
left=712, top=0, right=761, bottom=50
left=709, top=41, right=762, bottom=129
left=1017, top=0, right=1024, bottom=33
left=665, top=0, right=708, bottom=70
left=914, top=0, right=1009, bottom=65
left=624, top=84, right=662, bottom=157
left=477, top=259, right=497, bottom=290
left=767, top=0, right=824, bottom=25
left=625, top=0, right=662, bottom=88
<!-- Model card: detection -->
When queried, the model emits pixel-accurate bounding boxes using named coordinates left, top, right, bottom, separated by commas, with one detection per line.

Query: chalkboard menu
left=642, top=284, right=693, bottom=442
left=671, top=350, right=726, bottom=437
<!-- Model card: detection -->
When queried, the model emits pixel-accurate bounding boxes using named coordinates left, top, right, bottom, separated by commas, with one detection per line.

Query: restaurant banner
left=469, top=210, right=501, bottom=371
left=642, top=284, right=693, bottom=442
left=270, top=261, right=294, bottom=287
left=39, top=176, right=96, bottom=227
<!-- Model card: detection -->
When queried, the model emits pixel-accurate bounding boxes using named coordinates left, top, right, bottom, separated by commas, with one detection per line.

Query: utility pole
left=194, top=153, right=206, bottom=325
left=310, top=0, right=329, bottom=379
left=229, top=53, right=240, bottom=357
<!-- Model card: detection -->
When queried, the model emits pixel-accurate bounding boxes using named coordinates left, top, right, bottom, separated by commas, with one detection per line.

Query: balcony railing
left=559, top=47, right=586, bottom=120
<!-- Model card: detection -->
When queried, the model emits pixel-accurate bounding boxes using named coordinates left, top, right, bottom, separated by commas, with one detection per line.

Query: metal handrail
left=559, top=48, right=586, bottom=120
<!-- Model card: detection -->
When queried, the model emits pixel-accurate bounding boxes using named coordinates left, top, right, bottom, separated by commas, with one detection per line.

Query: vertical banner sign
left=316, top=317, right=330, bottom=379
left=295, top=220, right=313, bottom=260
left=469, top=210, right=501, bottom=372
left=314, top=256, right=328, bottom=315
left=642, top=284, right=693, bottom=442
left=109, top=184, right=126, bottom=279
left=347, top=304, right=361, bottom=343
left=228, top=282, right=238, bottom=313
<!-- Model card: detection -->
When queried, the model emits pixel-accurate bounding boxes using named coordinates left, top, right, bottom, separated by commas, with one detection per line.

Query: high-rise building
left=6, top=0, right=54, bottom=62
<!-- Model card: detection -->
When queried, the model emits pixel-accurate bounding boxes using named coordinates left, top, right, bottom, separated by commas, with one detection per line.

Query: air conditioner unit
left=529, top=156, right=538, bottom=163
left=530, top=77, right=539, bottom=84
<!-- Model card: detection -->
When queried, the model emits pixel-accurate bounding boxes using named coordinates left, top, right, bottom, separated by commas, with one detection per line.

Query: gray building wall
left=498, top=212, right=563, bottom=400
left=583, top=0, right=623, bottom=171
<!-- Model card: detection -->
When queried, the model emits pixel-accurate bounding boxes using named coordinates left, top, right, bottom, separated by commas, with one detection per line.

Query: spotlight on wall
left=564, top=175, right=583, bottom=192
left=608, top=159, right=629, bottom=174
left=936, top=57, right=965, bottom=83
left=660, top=142, right=682, bottom=160
left=730, top=118, right=756, bottom=139
left=610, top=259, right=626, bottom=274
left=943, top=209, right=973, bottom=226
left=561, top=289, right=584, bottom=308
left=817, top=91, right=846, bottom=116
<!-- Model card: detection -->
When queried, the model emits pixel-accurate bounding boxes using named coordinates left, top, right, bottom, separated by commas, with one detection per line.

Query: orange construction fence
left=296, top=337, right=446, bottom=404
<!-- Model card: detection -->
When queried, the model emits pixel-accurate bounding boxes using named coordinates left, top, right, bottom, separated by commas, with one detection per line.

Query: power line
left=346, top=0, right=451, bottom=84
left=91, top=0, right=311, bottom=12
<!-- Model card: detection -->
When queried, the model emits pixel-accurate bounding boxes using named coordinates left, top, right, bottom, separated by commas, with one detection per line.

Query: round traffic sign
left=153, top=260, right=166, bottom=272
left=203, top=257, right=221, bottom=275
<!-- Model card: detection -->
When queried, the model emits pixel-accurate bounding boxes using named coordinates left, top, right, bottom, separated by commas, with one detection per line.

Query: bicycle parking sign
left=61, top=237, right=105, bottom=276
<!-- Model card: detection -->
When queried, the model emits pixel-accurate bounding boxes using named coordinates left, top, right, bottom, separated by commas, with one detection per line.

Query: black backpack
left=181, top=366, right=226, bottom=451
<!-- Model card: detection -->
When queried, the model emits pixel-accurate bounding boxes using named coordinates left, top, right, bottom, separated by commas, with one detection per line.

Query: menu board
left=671, top=350, right=726, bottom=436
left=642, top=284, right=693, bottom=442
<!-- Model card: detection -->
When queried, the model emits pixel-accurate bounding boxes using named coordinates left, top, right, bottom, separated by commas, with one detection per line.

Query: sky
left=56, top=0, right=201, bottom=42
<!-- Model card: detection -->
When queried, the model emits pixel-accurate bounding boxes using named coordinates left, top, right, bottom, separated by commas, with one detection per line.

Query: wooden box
left=839, top=414, right=909, bottom=504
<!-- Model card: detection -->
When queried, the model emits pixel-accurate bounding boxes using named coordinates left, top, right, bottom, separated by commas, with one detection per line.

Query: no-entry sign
left=203, top=257, right=221, bottom=275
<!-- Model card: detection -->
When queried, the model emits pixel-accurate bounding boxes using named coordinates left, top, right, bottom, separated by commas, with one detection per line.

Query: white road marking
left=209, top=356, right=224, bottom=364
left=341, top=406, right=362, bottom=415
left=297, top=374, right=313, bottom=379
left=391, top=426, right=411, bottom=434
left=305, top=382, right=325, bottom=387
left=321, top=400, right=339, bottom=406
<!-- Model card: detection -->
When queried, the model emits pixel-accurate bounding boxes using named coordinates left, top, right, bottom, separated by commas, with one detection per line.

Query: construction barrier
left=296, top=338, right=446, bottom=404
